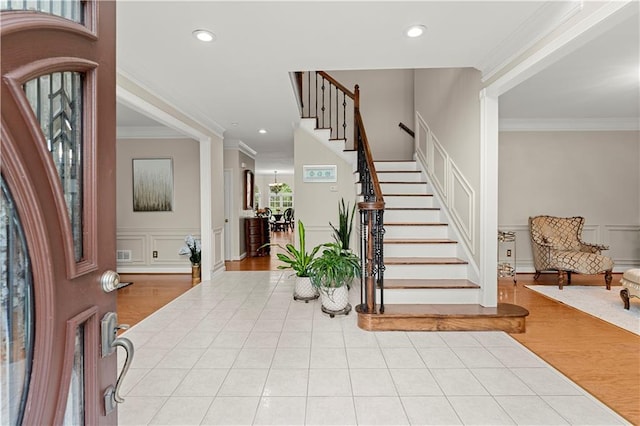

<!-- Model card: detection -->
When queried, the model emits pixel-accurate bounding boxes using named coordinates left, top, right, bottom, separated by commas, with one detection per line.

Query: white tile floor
left=117, top=271, right=629, bottom=425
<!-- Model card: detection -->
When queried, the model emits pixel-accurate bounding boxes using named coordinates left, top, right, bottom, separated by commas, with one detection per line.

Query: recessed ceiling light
left=258, top=129, right=267, bottom=134
left=192, top=29, right=216, bottom=42
left=405, top=25, right=426, bottom=38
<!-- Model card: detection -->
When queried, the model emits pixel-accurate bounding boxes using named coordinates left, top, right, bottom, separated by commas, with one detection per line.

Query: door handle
left=100, top=270, right=120, bottom=292
left=101, top=312, right=134, bottom=414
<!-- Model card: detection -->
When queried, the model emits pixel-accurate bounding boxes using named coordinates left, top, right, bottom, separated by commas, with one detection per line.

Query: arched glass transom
left=0, top=0, right=83, bottom=23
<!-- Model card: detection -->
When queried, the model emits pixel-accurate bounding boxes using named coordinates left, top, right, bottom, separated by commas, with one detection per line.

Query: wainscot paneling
left=415, top=112, right=476, bottom=256
left=431, top=135, right=448, bottom=203
left=499, top=224, right=639, bottom=273
left=213, top=226, right=225, bottom=272
left=450, top=161, right=475, bottom=249
left=117, top=228, right=200, bottom=273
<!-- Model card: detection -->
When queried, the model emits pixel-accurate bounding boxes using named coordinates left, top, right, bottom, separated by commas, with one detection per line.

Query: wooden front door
left=1, top=1, right=120, bottom=424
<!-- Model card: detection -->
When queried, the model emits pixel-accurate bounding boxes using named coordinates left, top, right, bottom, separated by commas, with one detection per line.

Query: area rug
left=525, top=285, right=640, bottom=335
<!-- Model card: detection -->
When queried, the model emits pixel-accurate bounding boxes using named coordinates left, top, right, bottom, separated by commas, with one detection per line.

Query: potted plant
left=264, top=220, right=322, bottom=301
left=330, top=198, right=356, bottom=251
left=178, top=234, right=202, bottom=285
left=309, top=242, right=361, bottom=316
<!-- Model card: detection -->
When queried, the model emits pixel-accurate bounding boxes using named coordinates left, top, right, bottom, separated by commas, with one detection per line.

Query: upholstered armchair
left=529, top=215, right=613, bottom=289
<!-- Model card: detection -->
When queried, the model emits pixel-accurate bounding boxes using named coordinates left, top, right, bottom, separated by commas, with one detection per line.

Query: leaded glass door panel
left=1, top=1, right=118, bottom=424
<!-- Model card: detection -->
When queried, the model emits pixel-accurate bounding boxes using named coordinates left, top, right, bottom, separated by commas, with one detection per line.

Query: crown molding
left=117, top=68, right=226, bottom=138
left=479, top=1, right=583, bottom=82
left=117, top=126, right=188, bottom=139
left=499, top=117, right=640, bottom=132
left=223, top=140, right=257, bottom=158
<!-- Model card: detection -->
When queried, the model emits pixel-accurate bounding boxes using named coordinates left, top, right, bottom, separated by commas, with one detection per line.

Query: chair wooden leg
left=605, top=270, right=612, bottom=290
left=558, top=271, right=566, bottom=290
left=533, top=271, right=541, bottom=280
left=567, top=271, right=572, bottom=284
left=620, top=288, right=630, bottom=310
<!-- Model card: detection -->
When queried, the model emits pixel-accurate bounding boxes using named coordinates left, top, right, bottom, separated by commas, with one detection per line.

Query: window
left=269, top=183, right=293, bottom=212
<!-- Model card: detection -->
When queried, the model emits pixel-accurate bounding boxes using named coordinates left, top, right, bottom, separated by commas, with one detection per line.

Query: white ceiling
left=116, top=1, right=640, bottom=173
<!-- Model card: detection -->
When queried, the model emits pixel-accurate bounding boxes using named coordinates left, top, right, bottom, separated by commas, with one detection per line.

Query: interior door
left=1, top=1, right=120, bottom=424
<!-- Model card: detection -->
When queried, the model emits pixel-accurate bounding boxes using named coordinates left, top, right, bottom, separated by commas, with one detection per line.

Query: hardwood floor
left=118, top=230, right=639, bottom=424
left=500, top=274, right=639, bottom=425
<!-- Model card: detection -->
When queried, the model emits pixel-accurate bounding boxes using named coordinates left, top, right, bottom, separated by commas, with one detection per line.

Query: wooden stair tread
left=384, top=257, right=467, bottom=265
left=377, top=170, right=421, bottom=173
left=384, top=193, right=433, bottom=197
left=380, top=181, right=426, bottom=184
left=383, top=279, right=479, bottom=289
left=385, top=222, right=447, bottom=226
left=356, top=303, right=529, bottom=333
left=385, top=239, right=456, bottom=244
left=386, top=207, right=440, bottom=211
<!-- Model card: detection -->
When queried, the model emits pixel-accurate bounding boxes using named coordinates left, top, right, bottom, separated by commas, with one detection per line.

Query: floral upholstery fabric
left=529, top=215, right=614, bottom=276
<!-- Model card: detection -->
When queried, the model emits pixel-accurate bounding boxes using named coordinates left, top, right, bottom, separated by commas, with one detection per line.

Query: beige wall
left=294, top=126, right=358, bottom=250
left=328, top=69, right=415, bottom=161
left=414, top=68, right=483, bottom=266
left=116, top=138, right=201, bottom=270
left=499, top=130, right=640, bottom=271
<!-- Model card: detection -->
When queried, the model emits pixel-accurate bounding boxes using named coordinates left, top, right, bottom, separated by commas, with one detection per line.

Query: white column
left=479, top=88, right=499, bottom=307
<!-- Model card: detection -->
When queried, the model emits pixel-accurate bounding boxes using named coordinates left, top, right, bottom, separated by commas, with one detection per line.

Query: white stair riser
left=384, top=196, right=433, bottom=208
left=385, top=225, right=449, bottom=239
left=374, top=161, right=417, bottom=172
left=377, top=172, right=423, bottom=182
left=384, top=243, right=457, bottom=258
left=384, top=263, right=467, bottom=279
left=385, top=209, right=441, bottom=222
left=381, top=183, right=428, bottom=194
left=377, top=288, right=480, bottom=304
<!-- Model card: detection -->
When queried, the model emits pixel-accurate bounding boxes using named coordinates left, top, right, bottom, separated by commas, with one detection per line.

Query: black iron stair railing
left=296, top=70, right=385, bottom=314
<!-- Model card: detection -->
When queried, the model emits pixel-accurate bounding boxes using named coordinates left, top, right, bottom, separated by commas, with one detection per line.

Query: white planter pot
left=294, top=276, right=318, bottom=301
left=319, top=285, right=350, bottom=312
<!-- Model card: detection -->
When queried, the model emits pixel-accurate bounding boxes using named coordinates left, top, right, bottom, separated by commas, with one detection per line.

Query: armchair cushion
left=550, top=250, right=614, bottom=275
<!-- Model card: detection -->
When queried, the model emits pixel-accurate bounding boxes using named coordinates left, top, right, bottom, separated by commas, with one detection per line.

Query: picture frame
left=303, top=164, right=337, bottom=182
left=244, top=169, right=255, bottom=210
left=132, top=158, right=174, bottom=212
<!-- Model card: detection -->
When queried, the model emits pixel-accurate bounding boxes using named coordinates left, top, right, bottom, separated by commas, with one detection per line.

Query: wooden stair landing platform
left=356, top=303, right=529, bottom=333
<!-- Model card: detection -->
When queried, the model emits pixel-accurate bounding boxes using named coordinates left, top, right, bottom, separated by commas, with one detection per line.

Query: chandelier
left=269, top=170, right=284, bottom=194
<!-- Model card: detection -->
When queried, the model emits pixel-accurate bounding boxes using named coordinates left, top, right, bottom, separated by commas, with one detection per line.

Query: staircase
left=295, top=70, right=528, bottom=333
left=374, top=160, right=480, bottom=304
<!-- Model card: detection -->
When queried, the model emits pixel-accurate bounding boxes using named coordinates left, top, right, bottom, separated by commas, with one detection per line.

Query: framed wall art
left=132, top=158, right=174, bottom=212
left=303, top=165, right=337, bottom=182
left=244, top=169, right=255, bottom=210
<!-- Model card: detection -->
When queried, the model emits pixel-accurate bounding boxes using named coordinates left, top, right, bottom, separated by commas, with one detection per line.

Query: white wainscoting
left=498, top=224, right=639, bottom=273
left=117, top=228, right=200, bottom=273
left=415, top=112, right=476, bottom=254
left=213, top=226, right=225, bottom=273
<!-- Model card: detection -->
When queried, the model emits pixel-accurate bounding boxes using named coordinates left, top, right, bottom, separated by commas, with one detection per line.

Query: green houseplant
left=309, top=242, right=361, bottom=314
left=263, top=220, right=322, bottom=301
left=329, top=199, right=356, bottom=251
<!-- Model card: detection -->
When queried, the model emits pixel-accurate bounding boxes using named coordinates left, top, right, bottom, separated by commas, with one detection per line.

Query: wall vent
left=116, top=250, right=132, bottom=262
